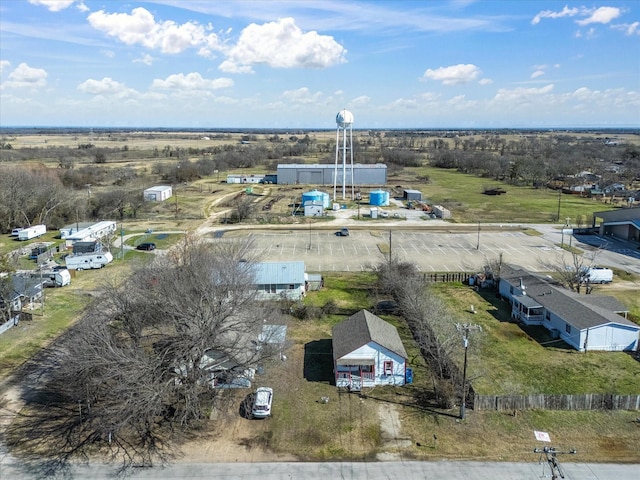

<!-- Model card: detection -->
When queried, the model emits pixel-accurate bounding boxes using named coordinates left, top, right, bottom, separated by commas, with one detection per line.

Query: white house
left=332, top=310, right=408, bottom=391
left=144, top=185, right=173, bottom=202
left=253, top=261, right=306, bottom=300
left=63, top=221, right=116, bottom=249
left=499, top=265, right=639, bottom=352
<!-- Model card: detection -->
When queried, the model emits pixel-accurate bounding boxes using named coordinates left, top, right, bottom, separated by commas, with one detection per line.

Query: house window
left=565, top=323, right=571, bottom=334
left=509, top=286, right=514, bottom=295
left=545, top=311, right=550, bottom=321
left=289, top=284, right=295, bottom=290
left=384, top=360, right=393, bottom=375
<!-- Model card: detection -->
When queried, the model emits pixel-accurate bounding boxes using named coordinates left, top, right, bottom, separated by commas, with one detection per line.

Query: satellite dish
left=336, top=109, right=354, bottom=128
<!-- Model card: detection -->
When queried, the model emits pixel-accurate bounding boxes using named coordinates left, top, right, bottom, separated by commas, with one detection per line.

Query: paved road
left=1, top=459, right=638, bottom=480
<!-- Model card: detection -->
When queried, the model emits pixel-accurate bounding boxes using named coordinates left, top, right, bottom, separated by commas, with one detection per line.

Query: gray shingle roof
left=500, top=265, right=637, bottom=331
left=332, top=309, right=408, bottom=362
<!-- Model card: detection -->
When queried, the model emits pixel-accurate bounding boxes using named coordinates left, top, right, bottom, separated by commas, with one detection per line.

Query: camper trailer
left=65, top=252, right=113, bottom=270
left=17, top=225, right=46, bottom=241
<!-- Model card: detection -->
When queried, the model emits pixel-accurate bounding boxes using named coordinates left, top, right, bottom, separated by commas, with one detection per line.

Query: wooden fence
left=473, top=393, right=640, bottom=411
left=423, top=272, right=471, bottom=283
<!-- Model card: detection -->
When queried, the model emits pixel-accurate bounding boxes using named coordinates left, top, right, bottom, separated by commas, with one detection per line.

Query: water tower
left=333, top=109, right=354, bottom=200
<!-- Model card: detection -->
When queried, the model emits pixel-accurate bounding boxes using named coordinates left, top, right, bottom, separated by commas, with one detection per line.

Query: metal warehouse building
left=277, top=164, right=387, bottom=186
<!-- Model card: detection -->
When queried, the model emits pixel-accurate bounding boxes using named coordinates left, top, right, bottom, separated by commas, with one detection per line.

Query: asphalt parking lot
left=212, top=227, right=568, bottom=273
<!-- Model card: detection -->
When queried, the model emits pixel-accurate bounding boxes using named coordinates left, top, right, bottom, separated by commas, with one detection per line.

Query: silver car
left=252, top=387, right=273, bottom=418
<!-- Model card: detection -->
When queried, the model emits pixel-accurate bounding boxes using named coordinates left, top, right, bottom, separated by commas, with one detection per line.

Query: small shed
left=432, top=205, right=452, bottom=219
left=144, top=185, right=173, bottom=202
left=403, top=189, right=422, bottom=201
left=332, top=310, right=408, bottom=391
left=304, top=200, right=324, bottom=217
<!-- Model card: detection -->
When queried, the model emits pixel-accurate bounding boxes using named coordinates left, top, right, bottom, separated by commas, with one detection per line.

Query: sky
left=0, top=0, right=639, bottom=129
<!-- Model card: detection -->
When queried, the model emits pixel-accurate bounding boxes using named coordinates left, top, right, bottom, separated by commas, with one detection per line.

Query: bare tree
left=539, top=250, right=601, bottom=294
left=11, top=237, right=285, bottom=468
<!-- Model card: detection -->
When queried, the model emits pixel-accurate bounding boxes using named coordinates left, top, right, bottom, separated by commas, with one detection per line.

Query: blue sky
left=1, top=0, right=639, bottom=128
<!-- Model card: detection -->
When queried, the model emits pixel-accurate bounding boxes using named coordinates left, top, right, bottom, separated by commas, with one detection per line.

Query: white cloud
left=28, top=0, right=76, bottom=12
left=101, top=50, right=115, bottom=58
left=576, top=7, right=621, bottom=26
left=281, top=87, right=324, bottom=104
left=532, top=6, right=579, bottom=25
left=222, top=18, right=347, bottom=73
left=422, top=64, right=481, bottom=85
left=531, top=70, right=545, bottom=79
left=478, top=78, right=493, bottom=85
left=350, top=96, right=371, bottom=107
left=77, top=77, right=132, bottom=96
left=612, top=21, right=640, bottom=36
left=533, top=5, right=621, bottom=27
left=134, top=54, right=155, bottom=66
left=0, top=60, right=10, bottom=75
left=87, top=7, right=222, bottom=55
left=2, top=63, right=48, bottom=89
left=151, top=72, right=233, bottom=91
left=218, top=60, right=254, bottom=74
left=493, top=84, right=555, bottom=103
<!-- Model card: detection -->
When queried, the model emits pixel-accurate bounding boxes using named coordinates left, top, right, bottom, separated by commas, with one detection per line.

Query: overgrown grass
left=393, top=166, right=615, bottom=224
left=430, top=283, right=640, bottom=395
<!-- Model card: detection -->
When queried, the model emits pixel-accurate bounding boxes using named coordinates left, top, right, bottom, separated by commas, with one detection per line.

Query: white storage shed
left=144, top=185, right=173, bottom=202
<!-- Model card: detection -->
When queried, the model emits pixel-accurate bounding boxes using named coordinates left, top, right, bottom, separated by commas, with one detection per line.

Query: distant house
left=332, top=310, right=408, bottom=391
left=499, top=265, right=639, bottom=352
left=143, top=185, right=172, bottom=202
left=253, top=261, right=307, bottom=300
left=0, top=275, right=43, bottom=335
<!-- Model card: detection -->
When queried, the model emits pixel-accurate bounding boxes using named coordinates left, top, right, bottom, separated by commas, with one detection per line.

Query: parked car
left=136, top=242, right=156, bottom=251
left=252, top=387, right=273, bottom=418
left=336, top=228, right=350, bottom=237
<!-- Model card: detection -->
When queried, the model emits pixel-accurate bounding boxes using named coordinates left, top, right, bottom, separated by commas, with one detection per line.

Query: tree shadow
left=303, top=339, right=334, bottom=383
left=238, top=392, right=256, bottom=419
left=3, top=383, right=175, bottom=478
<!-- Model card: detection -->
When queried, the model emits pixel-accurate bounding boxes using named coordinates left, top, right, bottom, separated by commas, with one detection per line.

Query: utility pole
left=556, top=189, right=562, bottom=222
left=456, top=323, right=482, bottom=420
left=476, top=221, right=481, bottom=250
left=388, top=230, right=392, bottom=263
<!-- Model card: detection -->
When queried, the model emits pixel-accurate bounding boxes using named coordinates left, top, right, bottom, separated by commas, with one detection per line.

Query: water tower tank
left=336, top=109, right=354, bottom=128
left=302, top=189, right=330, bottom=208
left=369, top=190, right=390, bottom=206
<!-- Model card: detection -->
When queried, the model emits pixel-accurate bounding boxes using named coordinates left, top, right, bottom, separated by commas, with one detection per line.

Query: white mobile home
left=63, top=221, right=116, bottom=249
left=332, top=310, right=408, bottom=391
left=499, top=265, right=638, bottom=352
left=144, top=185, right=173, bottom=202
left=18, top=225, right=46, bottom=241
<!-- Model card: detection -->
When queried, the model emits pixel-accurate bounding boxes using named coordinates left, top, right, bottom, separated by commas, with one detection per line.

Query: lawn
left=429, top=283, right=640, bottom=395
left=252, top=272, right=640, bottom=462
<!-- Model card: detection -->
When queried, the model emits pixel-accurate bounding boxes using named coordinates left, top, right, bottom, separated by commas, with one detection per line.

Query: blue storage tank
left=302, top=190, right=330, bottom=208
left=369, top=190, right=390, bottom=206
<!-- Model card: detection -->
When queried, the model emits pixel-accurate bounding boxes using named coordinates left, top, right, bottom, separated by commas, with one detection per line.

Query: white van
left=581, top=267, right=614, bottom=284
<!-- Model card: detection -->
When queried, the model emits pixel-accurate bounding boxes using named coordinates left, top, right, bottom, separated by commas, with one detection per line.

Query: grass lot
left=430, top=283, right=640, bottom=395
left=390, top=166, right=613, bottom=224
left=245, top=273, right=640, bottom=462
